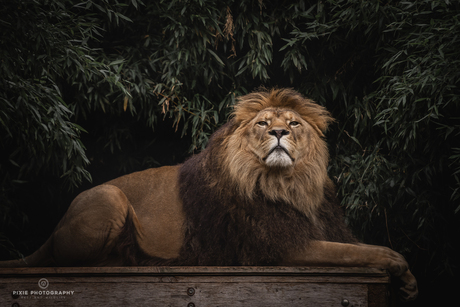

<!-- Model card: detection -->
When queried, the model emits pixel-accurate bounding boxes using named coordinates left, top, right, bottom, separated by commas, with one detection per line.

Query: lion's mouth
left=264, top=145, right=294, bottom=162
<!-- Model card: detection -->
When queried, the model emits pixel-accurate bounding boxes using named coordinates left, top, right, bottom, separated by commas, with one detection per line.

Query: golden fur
left=223, top=89, right=333, bottom=217
left=0, top=88, right=417, bottom=301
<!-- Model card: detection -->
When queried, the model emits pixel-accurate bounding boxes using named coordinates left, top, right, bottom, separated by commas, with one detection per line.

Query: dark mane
left=169, top=122, right=357, bottom=266
left=134, top=90, right=357, bottom=266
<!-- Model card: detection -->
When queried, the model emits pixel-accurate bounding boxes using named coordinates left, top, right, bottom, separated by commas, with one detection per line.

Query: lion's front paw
left=384, top=249, right=418, bottom=301
left=365, top=244, right=418, bottom=301
left=370, top=245, right=410, bottom=277
left=397, top=269, right=418, bottom=301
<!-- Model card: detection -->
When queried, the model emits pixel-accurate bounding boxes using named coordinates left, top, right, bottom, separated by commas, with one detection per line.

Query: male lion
left=1, top=88, right=417, bottom=300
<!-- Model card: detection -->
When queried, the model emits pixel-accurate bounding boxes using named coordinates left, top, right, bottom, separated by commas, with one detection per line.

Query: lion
left=0, top=88, right=417, bottom=301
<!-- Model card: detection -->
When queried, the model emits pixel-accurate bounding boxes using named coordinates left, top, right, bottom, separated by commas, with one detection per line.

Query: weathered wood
left=368, top=283, right=392, bottom=307
left=0, top=266, right=391, bottom=306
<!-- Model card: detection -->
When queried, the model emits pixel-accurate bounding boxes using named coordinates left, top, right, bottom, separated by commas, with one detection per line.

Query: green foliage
left=1, top=0, right=459, bottom=289
left=240, top=0, right=460, bottom=278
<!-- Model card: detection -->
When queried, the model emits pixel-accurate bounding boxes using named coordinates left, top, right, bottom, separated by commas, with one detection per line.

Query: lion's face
left=246, top=108, right=314, bottom=168
left=221, top=89, right=331, bottom=211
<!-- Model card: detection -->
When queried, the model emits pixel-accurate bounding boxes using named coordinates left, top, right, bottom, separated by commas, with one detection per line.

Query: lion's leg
left=19, top=184, right=139, bottom=267
left=1, top=185, right=136, bottom=267
left=284, top=240, right=418, bottom=301
left=49, top=184, right=141, bottom=266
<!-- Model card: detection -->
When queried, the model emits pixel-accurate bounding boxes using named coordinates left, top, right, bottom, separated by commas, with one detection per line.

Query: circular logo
left=38, top=278, right=49, bottom=289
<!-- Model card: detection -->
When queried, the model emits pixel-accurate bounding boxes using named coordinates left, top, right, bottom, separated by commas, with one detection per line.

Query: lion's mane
left=166, top=88, right=357, bottom=266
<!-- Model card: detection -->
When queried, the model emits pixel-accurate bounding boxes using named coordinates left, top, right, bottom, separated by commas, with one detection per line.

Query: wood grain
left=0, top=266, right=391, bottom=306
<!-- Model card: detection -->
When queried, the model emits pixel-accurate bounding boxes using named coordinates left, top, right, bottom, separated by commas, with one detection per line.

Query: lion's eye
left=257, top=121, right=268, bottom=126
left=289, top=121, right=300, bottom=127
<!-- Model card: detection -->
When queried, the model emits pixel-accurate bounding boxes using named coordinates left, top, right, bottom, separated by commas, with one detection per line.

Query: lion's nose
left=269, top=129, right=289, bottom=140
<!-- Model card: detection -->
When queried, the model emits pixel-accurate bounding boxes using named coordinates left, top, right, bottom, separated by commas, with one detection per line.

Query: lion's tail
left=0, top=237, right=55, bottom=268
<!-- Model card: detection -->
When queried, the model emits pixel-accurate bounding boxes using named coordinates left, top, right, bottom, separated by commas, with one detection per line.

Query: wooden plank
left=368, top=283, right=392, bottom=307
left=0, top=267, right=390, bottom=307
left=2, top=280, right=369, bottom=307
left=0, top=266, right=390, bottom=278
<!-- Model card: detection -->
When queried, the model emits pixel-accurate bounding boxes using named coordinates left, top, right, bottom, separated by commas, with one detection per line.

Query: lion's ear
left=309, top=111, right=335, bottom=137
left=296, top=99, right=335, bottom=137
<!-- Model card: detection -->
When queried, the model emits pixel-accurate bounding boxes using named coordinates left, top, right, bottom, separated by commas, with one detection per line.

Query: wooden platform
left=1, top=266, right=391, bottom=306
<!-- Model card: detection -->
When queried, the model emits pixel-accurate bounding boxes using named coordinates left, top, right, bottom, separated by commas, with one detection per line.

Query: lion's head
left=177, top=88, right=339, bottom=265
left=220, top=88, right=334, bottom=216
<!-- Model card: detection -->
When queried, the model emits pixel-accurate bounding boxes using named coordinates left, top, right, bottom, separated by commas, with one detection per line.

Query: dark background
left=1, top=1, right=459, bottom=306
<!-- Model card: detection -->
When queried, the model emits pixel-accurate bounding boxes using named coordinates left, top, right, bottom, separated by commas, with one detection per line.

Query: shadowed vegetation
left=1, top=0, right=459, bottom=304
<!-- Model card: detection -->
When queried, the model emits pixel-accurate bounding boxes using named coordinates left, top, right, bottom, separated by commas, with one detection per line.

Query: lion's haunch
left=0, top=88, right=417, bottom=301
